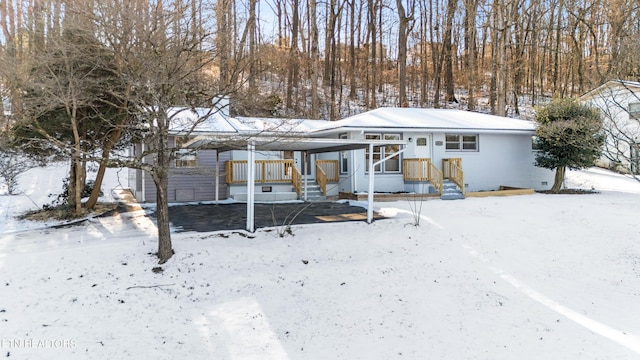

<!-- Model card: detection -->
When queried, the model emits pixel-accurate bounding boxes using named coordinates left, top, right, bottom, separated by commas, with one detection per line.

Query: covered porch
left=225, top=157, right=466, bottom=198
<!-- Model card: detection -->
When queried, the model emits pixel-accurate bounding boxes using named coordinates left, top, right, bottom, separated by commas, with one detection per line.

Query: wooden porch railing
left=225, top=159, right=295, bottom=184
left=430, top=164, right=444, bottom=194
left=225, top=159, right=337, bottom=197
left=403, top=158, right=432, bottom=181
left=315, top=160, right=339, bottom=195
left=291, top=166, right=302, bottom=196
left=443, top=158, right=465, bottom=195
left=403, top=158, right=443, bottom=194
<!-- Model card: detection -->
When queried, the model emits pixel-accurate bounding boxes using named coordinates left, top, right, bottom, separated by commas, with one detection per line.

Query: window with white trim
left=175, top=137, right=197, bottom=168
left=445, top=134, right=478, bottom=151
left=365, top=133, right=402, bottom=173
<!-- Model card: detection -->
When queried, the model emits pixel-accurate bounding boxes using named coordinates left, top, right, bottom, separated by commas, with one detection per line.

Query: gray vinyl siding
left=142, top=149, right=229, bottom=202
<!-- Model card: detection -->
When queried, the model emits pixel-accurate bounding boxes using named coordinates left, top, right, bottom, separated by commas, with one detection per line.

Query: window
left=365, top=133, right=402, bottom=173
left=531, top=136, right=543, bottom=151
left=175, top=137, right=197, bottom=168
left=445, top=134, right=478, bottom=152
left=629, top=102, right=640, bottom=120
left=384, top=134, right=401, bottom=172
left=416, top=137, right=427, bottom=146
left=339, top=134, right=349, bottom=174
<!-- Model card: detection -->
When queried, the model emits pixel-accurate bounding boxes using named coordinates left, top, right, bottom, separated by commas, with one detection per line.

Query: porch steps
left=294, top=180, right=326, bottom=201
left=440, top=180, right=465, bottom=200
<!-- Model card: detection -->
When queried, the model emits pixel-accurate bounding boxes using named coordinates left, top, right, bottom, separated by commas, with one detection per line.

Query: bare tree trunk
left=496, top=0, right=510, bottom=117
left=85, top=126, right=124, bottom=210
left=286, top=0, right=299, bottom=110
left=349, top=0, right=357, bottom=100
left=464, top=0, right=478, bottom=110
left=153, top=131, right=173, bottom=264
left=367, top=0, right=377, bottom=108
left=248, top=0, right=257, bottom=88
left=430, top=0, right=442, bottom=108
left=310, top=0, right=320, bottom=118
left=443, top=0, right=457, bottom=103
left=551, top=165, right=566, bottom=193
left=396, top=0, right=412, bottom=107
left=324, top=0, right=337, bottom=87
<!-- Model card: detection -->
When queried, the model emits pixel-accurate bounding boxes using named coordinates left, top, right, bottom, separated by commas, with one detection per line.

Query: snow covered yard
left=1, top=166, right=640, bottom=359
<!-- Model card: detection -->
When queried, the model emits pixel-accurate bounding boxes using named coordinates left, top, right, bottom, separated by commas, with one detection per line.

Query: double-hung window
left=175, top=137, right=197, bottom=168
left=445, top=134, right=478, bottom=152
left=365, top=133, right=402, bottom=173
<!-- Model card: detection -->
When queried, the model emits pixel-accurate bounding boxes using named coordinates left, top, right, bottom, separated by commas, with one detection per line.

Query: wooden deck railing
left=403, top=158, right=432, bottom=181
left=403, top=158, right=443, bottom=194
left=291, top=166, right=302, bottom=196
left=316, top=164, right=328, bottom=195
left=429, top=164, right=444, bottom=194
left=225, top=159, right=338, bottom=196
left=443, top=158, right=465, bottom=195
left=225, top=159, right=295, bottom=184
left=315, top=160, right=339, bottom=195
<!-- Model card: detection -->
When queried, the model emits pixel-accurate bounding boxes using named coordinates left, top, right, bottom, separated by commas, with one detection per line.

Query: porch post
left=246, top=142, right=255, bottom=232
left=367, top=143, right=374, bottom=224
left=303, top=151, right=308, bottom=201
left=351, top=150, right=357, bottom=193
left=215, top=151, right=219, bottom=205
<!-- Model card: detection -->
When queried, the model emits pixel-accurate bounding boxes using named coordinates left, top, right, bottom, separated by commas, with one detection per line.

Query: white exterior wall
left=429, top=132, right=553, bottom=191
left=334, top=131, right=554, bottom=193
left=582, top=85, right=640, bottom=172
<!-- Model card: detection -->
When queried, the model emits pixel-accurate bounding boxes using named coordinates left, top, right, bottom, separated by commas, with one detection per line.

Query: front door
left=302, top=153, right=315, bottom=178
left=293, top=151, right=315, bottom=178
left=413, top=134, right=431, bottom=159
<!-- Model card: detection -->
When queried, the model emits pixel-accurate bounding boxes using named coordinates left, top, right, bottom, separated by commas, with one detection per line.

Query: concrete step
left=440, top=180, right=465, bottom=200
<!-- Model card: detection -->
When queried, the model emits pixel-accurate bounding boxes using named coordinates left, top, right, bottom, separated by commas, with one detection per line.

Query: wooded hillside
left=1, top=0, right=639, bottom=121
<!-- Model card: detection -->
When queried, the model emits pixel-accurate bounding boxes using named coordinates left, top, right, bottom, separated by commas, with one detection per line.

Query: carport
left=186, top=134, right=407, bottom=231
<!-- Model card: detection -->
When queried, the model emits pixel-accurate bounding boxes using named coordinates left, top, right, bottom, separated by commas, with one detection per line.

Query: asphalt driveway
left=162, top=201, right=381, bottom=232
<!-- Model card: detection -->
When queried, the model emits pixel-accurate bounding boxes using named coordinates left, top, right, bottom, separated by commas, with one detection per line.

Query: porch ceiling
left=186, top=135, right=408, bottom=154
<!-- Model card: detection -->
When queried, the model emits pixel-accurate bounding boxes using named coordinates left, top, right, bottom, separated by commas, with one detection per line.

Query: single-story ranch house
left=580, top=79, right=640, bottom=174
left=128, top=106, right=554, bottom=203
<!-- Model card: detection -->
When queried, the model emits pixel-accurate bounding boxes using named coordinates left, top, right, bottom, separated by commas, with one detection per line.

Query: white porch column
left=215, top=151, right=220, bottom=205
left=367, top=143, right=374, bottom=224
left=303, top=151, right=308, bottom=201
left=246, top=142, right=255, bottom=232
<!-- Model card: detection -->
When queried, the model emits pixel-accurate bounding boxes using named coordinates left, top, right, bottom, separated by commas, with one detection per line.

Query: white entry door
left=413, top=134, right=431, bottom=159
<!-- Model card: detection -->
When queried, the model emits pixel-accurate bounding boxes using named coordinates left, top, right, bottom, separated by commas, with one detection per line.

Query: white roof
left=312, top=107, right=536, bottom=134
left=233, top=117, right=331, bottom=134
left=581, top=79, right=640, bottom=100
left=167, top=107, right=237, bottom=133
left=170, top=107, right=536, bottom=137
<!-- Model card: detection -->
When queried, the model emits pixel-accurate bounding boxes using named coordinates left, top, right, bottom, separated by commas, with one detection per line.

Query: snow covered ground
left=1, top=165, right=640, bottom=359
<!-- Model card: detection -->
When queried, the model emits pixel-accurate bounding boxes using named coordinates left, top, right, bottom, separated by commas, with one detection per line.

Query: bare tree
left=92, top=0, right=250, bottom=264
left=396, top=0, right=414, bottom=107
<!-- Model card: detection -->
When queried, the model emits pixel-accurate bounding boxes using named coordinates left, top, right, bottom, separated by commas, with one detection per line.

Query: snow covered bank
left=1, top=167, right=640, bottom=359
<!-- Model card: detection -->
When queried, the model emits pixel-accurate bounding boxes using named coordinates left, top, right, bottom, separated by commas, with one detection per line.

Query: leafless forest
left=1, top=0, right=639, bottom=120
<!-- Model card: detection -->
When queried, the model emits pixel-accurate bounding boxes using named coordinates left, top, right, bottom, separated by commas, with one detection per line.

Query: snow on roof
left=168, top=107, right=536, bottom=137
left=167, top=107, right=237, bottom=133
left=313, top=107, right=536, bottom=133
left=233, top=117, right=331, bottom=134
